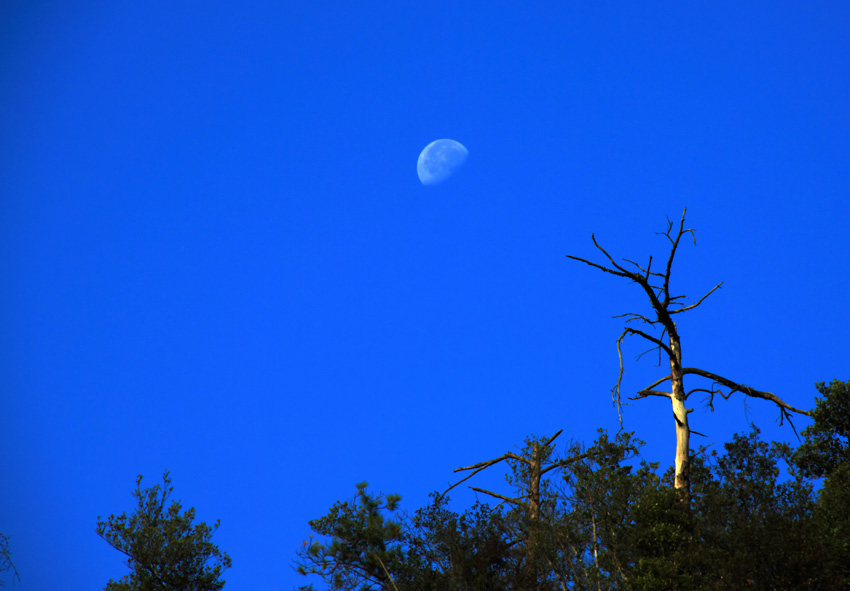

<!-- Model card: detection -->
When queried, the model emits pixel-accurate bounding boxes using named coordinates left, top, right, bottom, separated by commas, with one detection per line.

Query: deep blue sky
left=2, top=3, right=848, bottom=590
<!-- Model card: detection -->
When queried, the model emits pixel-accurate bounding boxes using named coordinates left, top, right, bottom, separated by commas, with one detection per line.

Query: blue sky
left=2, top=3, right=848, bottom=590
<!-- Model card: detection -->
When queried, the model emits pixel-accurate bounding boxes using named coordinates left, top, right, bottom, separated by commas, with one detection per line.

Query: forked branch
left=440, top=431, right=605, bottom=505
left=668, top=282, right=723, bottom=315
left=683, top=367, right=811, bottom=435
left=658, top=212, right=696, bottom=307
left=568, top=209, right=812, bottom=498
left=439, top=453, right=526, bottom=501
left=633, top=367, right=811, bottom=434
left=681, top=368, right=813, bottom=416
left=570, top=210, right=728, bottom=418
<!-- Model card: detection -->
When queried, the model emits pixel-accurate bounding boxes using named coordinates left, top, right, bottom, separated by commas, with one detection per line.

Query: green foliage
left=690, top=428, right=820, bottom=590
left=811, top=463, right=850, bottom=587
left=295, top=381, right=850, bottom=590
left=794, top=379, right=850, bottom=479
left=627, top=485, right=699, bottom=591
left=294, top=482, right=408, bottom=591
left=544, top=430, right=652, bottom=591
left=96, top=471, right=231, bottom=591
left=404, top=495, right=516, bottom=591
left=794, top=379, right=850, bottom=587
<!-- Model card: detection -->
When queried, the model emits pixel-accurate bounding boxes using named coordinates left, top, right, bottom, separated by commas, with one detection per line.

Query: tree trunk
left=668, top=327, right=690, bottom=498
left=529, top=442, right=541, bottom=521
left=570, top=210, right=813, bottom=506
left=524, top=442, right=542, bottom=590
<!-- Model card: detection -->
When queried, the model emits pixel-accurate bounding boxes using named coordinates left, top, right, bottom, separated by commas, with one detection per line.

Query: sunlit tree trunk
left=668, top=328, right=690, bottom=495
left=569, top=209, right=811, bottom=503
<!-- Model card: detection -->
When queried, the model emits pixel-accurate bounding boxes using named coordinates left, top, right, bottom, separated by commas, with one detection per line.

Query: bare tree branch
left=613, top=331, right=627, bottom=426
left=591, top=234, right=633, bottom=276
left=442, top=433, right=615, bottom=518
left=565, top=255, right=631, bottom=280
left=624, top=327, right=673, bottom=358
left=668, top=282, right=723, bottom=315
left=441, top=437, right=562, bottom=501
left=631, top=389, right=672, bottom=400
left=0, top=532, right=20, bottom=586
left=706, top=386, right=735, bottom=412
left=612, top=312, right=658, bottom=325
left=681, top=368, right=813, bottom=417
left=621, top=257, right=647, bottom=274
left=635, top=345, right=662, bottom=363
left=540, top=450, right=608, bottom=476
left=542, top=429, right=564, bottom=448
left=469, top=487, right=527, bottom=507
left=622, top=257, right=664, bottom=280
left=660, top=210, right=695, bottom=307
left=453, top=453, right=526, bottom=473
left=638, top=372, right=675, bottom=393
left=372, top=552, right=400, bottom=591
left=687, top=387, right=728, bottom=401
left=439, top=456, right=510, bottom=500
left=567, top=209, right=812, bottom=498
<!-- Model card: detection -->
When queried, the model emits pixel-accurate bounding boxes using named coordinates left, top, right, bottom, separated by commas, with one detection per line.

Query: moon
left=417, top=139, right=468, bottom=186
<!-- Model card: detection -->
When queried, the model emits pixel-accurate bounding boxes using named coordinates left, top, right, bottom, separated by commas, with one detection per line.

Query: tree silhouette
left=96, top=471, right=231, bottom=591
left=568, top=209, right=811, bottom=499
left=294, top=482, right=407, bottom=591
left=0, top=532, right=19, bottom=587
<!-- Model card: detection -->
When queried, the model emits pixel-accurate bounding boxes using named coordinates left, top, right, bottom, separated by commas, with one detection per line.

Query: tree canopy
left=92, top=217, right=846, bottom=591
left=96, top=471, right=231, bottom=591
left=295, top=381, right=850, bottom=590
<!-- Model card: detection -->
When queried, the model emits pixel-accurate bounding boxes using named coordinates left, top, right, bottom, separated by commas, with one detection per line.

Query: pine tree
left=96, top=472, right=231, bottom=591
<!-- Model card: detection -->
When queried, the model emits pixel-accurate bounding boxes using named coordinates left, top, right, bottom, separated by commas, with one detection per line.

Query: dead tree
left=441, top=430, right=569, bottom=520
left=440, top=430, right=600, bottom=589
left=568, top=209, right=812, bottom=500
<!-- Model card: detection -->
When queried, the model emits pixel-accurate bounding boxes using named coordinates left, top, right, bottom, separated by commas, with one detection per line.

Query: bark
left=669, top=330, right=690, bottom=494
left=525, top=442, right=541, bottom=591
left=528, top=441, right=541, bottom=521
left=568, top=209, right=812, bottom=502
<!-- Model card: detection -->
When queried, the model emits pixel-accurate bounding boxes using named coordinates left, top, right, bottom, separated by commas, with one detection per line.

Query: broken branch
left=632, top=389, right=673, bottom=400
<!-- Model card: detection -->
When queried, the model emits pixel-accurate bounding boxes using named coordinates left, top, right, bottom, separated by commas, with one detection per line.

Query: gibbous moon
left=417, top=139, right=468, bottom=186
